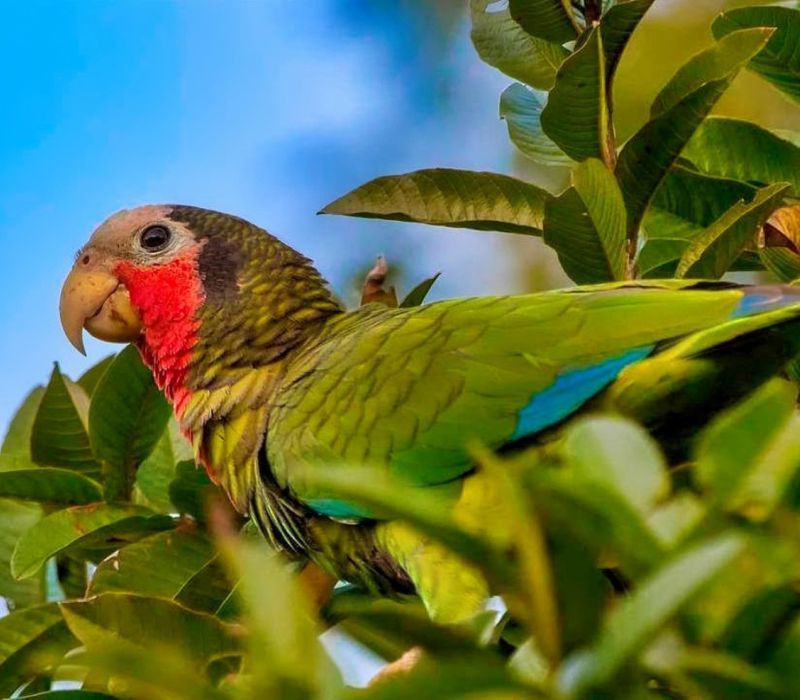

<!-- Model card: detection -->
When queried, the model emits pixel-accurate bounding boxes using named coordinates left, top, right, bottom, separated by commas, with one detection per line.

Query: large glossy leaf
left=321, top=168, right=549, bottom=235
left=713, top=6, right=800, bottom=104
left=616, top=81, right=752, bottom=238
left=0, top=603, right=74, bottom=696
left=508, top=0, right=579, bottom=44
left=527, top=469, right=665, bottom=576
left=541, top=28, right=613, bottom=163
left=89, top=527, right=229, bottom=614
left=543, top=158, right=627, bottom=283
left=0, top=389, right=46, bottom=608
left=563, top=534, right=744, bottom=694
left=639, top=167, right=759, bottom=276
left=499, top=83, right=571, bottom=166
left=69, top=642, right=228, bottom=700
left=0, top=468, right=102, bottom=505
left=360, top=660, right=526, bottom=700
left=683, top=117, right=800, bottom=196
left=76, top=355, right=115, bottom=397
left=639, top=209, right=706, bottom=277
left=89, top=345, right=171, bottom=501
left=695, top=379, right=800, bottom=517
left=11, top=504, right=173, bottom=579
left=562, top=416, right=668, bottom=516
left=168, top=460, right=217, bottom=521
left=618, top=34, right=766, bottom=233
left=134, top=422, right=180, bottom=512
left=676, top=183, right=789, bottom=278
left=30, top=366, right=98, bottom=476
left=1, top=386, right=44, bottom=456
left=652, top=167, right=758, bottom=226
left=218, top=535, right=341, bottom=697
left=61, top=593, right=240, bottom=665
left=600, top=0, right=655, bottom=84
left=650, top=28, right=772, bottom=117
left=0, top=499, right=44, bottom=609
left=469, top=0, right=568, bottom=90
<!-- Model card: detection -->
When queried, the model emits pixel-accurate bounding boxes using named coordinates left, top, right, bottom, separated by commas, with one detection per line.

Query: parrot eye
left=139, top=225, right=172, bottom=253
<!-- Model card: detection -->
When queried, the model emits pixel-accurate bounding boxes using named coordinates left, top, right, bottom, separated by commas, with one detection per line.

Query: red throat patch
left=114, top=250, right=204, bottom=419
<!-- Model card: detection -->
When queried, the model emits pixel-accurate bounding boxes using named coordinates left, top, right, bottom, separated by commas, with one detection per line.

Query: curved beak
left=59, top=254, right=143, bottom=355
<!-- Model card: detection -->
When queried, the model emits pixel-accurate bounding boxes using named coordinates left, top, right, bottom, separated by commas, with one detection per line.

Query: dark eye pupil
left=140, top=225, right=170, bottom=251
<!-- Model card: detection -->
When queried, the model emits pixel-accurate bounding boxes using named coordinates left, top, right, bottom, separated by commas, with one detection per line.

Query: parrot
left=59, top=204, right=800, bottom=623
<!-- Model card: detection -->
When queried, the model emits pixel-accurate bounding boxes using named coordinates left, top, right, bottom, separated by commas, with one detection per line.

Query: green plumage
left=165, top=210, right=800, bottom=622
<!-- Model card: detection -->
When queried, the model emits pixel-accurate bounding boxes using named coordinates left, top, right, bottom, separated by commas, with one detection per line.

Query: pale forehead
left=88, top=204, right=174, bottom=247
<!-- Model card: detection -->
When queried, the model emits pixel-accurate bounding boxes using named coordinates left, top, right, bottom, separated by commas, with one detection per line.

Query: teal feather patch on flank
left=307, top=498, right=374, bottom=520
left=510, top=346, right=654, bottom=441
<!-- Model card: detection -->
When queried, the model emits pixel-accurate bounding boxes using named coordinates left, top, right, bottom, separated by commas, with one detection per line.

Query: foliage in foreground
left=4, top=0, right=800, bottom=698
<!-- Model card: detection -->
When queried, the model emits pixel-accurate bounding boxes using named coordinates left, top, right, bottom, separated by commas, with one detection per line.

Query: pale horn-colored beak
left=59, top=252, right=142, bottom=355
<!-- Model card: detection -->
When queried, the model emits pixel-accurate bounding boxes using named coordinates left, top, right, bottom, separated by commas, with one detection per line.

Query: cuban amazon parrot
left=60, top=205, right=800, bottom=622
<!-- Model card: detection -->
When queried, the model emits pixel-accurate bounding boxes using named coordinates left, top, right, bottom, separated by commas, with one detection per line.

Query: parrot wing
left=267, top=280, right=800, bottom=519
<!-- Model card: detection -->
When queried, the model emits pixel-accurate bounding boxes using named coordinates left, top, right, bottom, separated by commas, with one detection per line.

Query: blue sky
left=0, top=1, right=533, bottom=432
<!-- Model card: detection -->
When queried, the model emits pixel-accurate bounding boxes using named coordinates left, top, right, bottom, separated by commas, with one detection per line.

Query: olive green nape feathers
left=61, top=204, right=800, bottom=624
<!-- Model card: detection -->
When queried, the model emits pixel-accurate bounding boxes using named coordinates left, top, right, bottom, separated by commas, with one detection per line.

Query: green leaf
left=563, top=534, right=744, bottom=694
left=683, top=117, right=800, bottom=195
left=639, top=167, right=759, bottom=276
left=399, top=273, right=441, bottom=308
left=0, top=500, right=44, bottom=609
left=325, top=590, right=481, bottom=659
left=0, top=392, right=47, bottom=608
left=600, top=0, right=655, bottom=85
left=543, top=158, right=627, bottom=283
left=61, top=593, right=240, bottom=666
left=696, top=378, right=800, bottom=519
left=652, top=166, right=759, bottom=226
left=541, top=27, right=613, bottom=163
left=616, top=80, right=743, bottom=237
left=713, top=6, right=800, bottom=104
left=675, top=183, right=789, bottom=278
left=69, top=642, right=228, bottom=700
left=168, top=460, right=217, bottom=521
left=134, top=425, right=177, bottom=512
left=639, top=209, right=708, bottom=278
left=89, top=527, right=229, bottom=615
left=76, top=355, right=115, bottom=397
left=89, top=345, right=172, bottom=501
left=650, top=28, right=773, bottom=117
left=30, top=366, right=98, bottom=476
left=470, top=0, right=568, bottom=90
left=1, top=387, right=44, bottom=456
left=562, top=416, right=668, bottom=516
left=218, top=535, right=341, bottom=696
left=321, top=168, right=549, bottom=236
left=760, top=247, right=800, bottom=283
left=508, top=0, right=579, bottom=44
left=528, top=469, right=665, bottom=576
left=0, top=603, right=74, bottom=696
left=0, top=468, right=102, bottom=506
left=11, top=504, right=173, bottom=579
left=499, top=83, right=571, bottom=166
left=359, top=659, right=525, bottom=700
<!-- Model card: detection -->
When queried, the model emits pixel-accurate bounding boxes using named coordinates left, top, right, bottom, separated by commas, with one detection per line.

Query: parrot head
left=60, top=204, right=340, bottom=415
